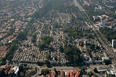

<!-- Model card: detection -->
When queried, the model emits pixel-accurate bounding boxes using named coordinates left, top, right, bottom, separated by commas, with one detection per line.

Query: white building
left=12, top=66, right=19, bottom=75
left=94, top=6, right=105, bottom=12
left=112, top=39, right=116, bottom=48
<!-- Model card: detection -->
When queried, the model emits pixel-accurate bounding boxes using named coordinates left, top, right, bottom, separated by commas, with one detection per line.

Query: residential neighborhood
left=0, top=0, right=116, bottom=77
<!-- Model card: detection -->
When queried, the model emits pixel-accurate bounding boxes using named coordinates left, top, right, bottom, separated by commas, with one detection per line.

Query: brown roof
left=0, top=68, right=3, bottom=71
left=9, top=69, right=14, bottom=74
left=5, top=66, right=11, bottom=70
left=74, top=71, right=80, bottom=77
left=70, top=71, right=74, bottom=77
left=65, top=71, right=69, bottom=77
left=60, top=71, right=65, bottom=77
left=51, top=72, right=55, bottom=77
left=4, top=70, right=8, bottom=75
left=20, top=72, right=24, bottom=76
left=46, top=73, right=51, bottom=77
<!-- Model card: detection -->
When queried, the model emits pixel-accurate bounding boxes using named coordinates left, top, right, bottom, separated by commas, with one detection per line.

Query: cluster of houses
left=76, top=39, right=110, bottom=64
left=40, top=70, right=81, bottom=77
left=0, top=65, right=19, bottom=76
left=0, top=0, right=38, bottom=20
left=0, top=19, right=28, bottom=44
left=0, top=0, right=44, bottom=45
left=93, top=15, right=116, bottom=29
left=0, top=46, right=8, bottom=58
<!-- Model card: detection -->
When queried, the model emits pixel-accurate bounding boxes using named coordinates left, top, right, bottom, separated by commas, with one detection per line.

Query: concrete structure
left=12, top=66, right=19, bottom=75
left=94, top=6, right=105, bottom=12
left=102, top=20, right=106, bottom=28
left=112, top=39, right=116, bottom=48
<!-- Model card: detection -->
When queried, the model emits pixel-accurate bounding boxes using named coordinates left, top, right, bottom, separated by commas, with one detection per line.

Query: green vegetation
left=41, top=36, right=53, bottom=44
left=38, top=41, right=48, bottom=50
left=100, top=28, right=116, bottom=42
left=104, top=59, right=111, bottom=65
left=63, top=44, right=82, bottom=64
left=46, top=54, right=52, bottom=60
left=17, top=32, right=27, bottom=41
left=87, top=43, right=95, bottom=51
left=36, top=61, right=43, bottom=66
left=80, top=67, right=86, bottom=74
left=6, top=40, right=18, bottom=61
left=87, top=71, right=98, bottom=77
left=45, top=60, right=51, bottom=67
left=41, top=69, right=49, bottom=75
left=94, top=68, right=99, bottom=73
left=59, top=45, right=64, bottom=53
left=31, top=33, right=36, bottom=43
left=63, top=29, right=94, bottom=39
left=38, top=36, right=53, bottom=50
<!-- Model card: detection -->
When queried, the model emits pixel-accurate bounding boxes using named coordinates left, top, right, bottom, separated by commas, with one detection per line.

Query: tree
left=49, top=46, right=54, bottom=52
left=80, top=67, right=86, bottom=74
left=24, top=64, right=27, bottom=67
left=6, top=41, right=17, bottom=61
left=104, top=60, right=111, bottom=65
left=45, top=60, right=51, bottom=67
left=96, top=46, right=100, bottom=50
left=41, top=69, right=49, bottom=75
left=31, top=33, right=36, bottom=43
left=64, top=45, right=82, bottom=64
left=54, top=68, right=58, bottom=76
left=38, top=36, right=53, bottom=50
left=0, top=70, right=4, bottom=77
left=79, top=42, right=84, bottom=47
left=38, top=42, right=47, bottom=50
left=54, top=56, right=57, bottom=61
left=17, top=32, right=27, bottom=41
left=89, top=44, right=95, bottom=50
left=37, top=61, right=43, bottom=66
left=19, top=64, right=24, bottom=71
left=94, top=68, right=99, bottom=73
left=87, top=71, right=93, bottom=77
left=59, top=45, right=64, bottom=53
left=0, top=61, right=6, bottom=65
left=41, top=36, right=53, bottom=45
left=46, top=54, right=52, bottom=60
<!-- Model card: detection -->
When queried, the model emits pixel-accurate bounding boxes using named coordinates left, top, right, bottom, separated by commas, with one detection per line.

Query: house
left=60, top=71, right=65, bottom=77
left=65, top=71, right=69, bottom=77
left=46, top=73, right=51, bottom=77
left=70, top=71, right=74, bottom=77
left=51, top=72, right=55, bottom=77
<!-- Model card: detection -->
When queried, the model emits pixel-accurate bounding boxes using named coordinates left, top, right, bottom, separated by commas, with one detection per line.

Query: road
left=50, top=66, right=79, bottom=71
left=73, top=0, right=85, bottom=11
left=73, top=0, right=116, bottom=63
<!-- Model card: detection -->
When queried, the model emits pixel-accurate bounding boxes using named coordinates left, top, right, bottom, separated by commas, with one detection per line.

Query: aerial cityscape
left=0, top=0, right=116, bottom=77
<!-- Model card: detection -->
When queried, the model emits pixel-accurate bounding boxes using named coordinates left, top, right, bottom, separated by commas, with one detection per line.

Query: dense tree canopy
left=64, top=45, right=82, bottom=63
left=100, top=28, right=116, bottom=42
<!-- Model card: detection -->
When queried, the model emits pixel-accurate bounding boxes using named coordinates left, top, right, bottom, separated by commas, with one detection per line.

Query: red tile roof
left=60, top=71, right=65, bottom=77
left=65, top=71, right=69, bottom=77
left=20, top=72, right=24, bottom=76
left=51, top=72, right=55, bottom=77
left=0, top=68, right=3, bottom=71
left=70, top=71, right=74, bottom=77
left=46, top=73, right=51, bottom=77
left=4, top=70, right=8, bottom=75
left=74, top=70, right=80, bottom=77
left=5, top=66, right=11, bottom=70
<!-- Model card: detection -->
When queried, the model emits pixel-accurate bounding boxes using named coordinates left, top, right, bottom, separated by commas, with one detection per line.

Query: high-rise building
left=112, top=39, right=116, bottom=48
left=102, top=20, right=106, bottom=28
